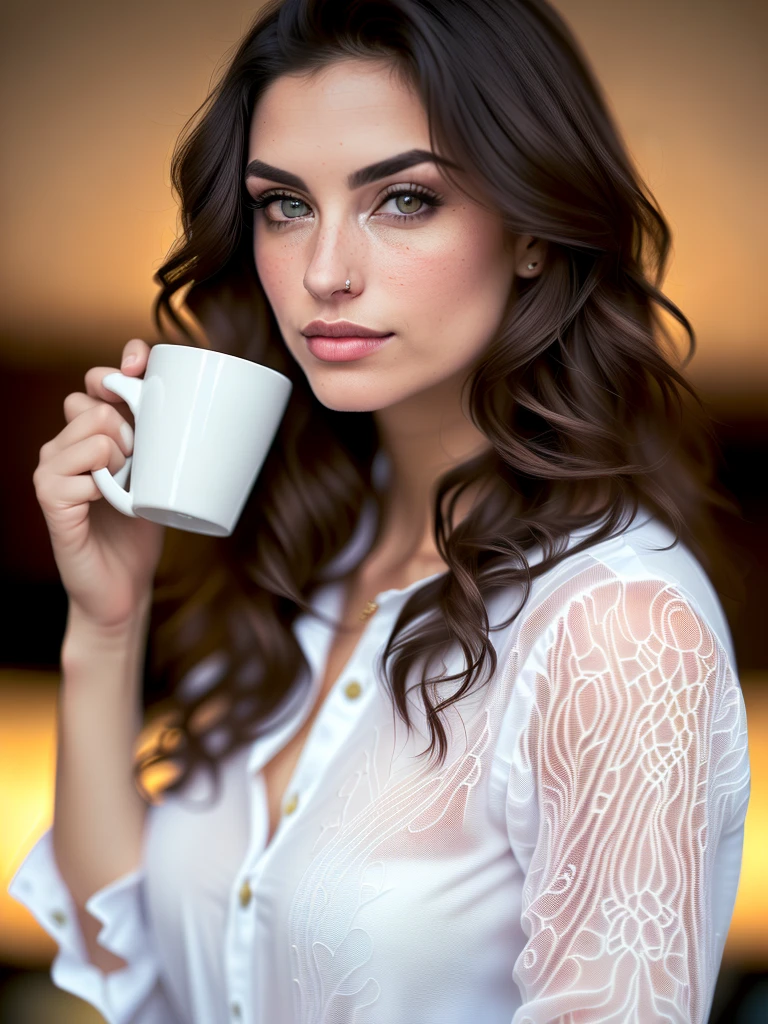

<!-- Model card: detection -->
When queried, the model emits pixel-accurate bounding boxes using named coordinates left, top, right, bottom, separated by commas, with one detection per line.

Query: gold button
left=238, top=879, right=252, bottom=908
left=344, top=681, right=362, bottom=699
left=51, top=909, right=67, bottom=927
left=283, top=792, right=299, bottom=815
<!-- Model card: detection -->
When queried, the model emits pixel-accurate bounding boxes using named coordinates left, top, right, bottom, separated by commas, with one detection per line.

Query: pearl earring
left=527, top=262, right=537, bottom=270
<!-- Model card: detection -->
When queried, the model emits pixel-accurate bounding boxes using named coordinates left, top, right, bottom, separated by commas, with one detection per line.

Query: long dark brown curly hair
left=133, top=0, right=744, bottom=805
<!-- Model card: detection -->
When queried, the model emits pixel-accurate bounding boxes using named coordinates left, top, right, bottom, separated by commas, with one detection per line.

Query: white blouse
left=8, top=452, right=751, bottom=1024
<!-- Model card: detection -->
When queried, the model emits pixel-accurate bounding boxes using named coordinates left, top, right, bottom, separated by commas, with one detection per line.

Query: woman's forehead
left=249, top=59, right=426, bottom=144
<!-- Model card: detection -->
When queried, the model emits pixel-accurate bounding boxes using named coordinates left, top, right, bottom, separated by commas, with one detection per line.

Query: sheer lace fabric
left=504, top=579, right=750, bottom=1023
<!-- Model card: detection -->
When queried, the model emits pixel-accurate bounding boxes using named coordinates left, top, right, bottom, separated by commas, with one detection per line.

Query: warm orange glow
left=0, top=0, right=764, bottom=399
left=1, top=666, right=766, bottom=968
left=723, top=673, right=768, bottom=961
left=0, top=673, right=59, bottom=963
left=0, top=670, right=169, bottom=966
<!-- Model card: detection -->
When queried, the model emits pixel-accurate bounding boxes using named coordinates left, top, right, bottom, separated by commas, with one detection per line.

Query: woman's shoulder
left=493, top=502, right=748, bottom=798
left=506, top=502, right=736, bottom=673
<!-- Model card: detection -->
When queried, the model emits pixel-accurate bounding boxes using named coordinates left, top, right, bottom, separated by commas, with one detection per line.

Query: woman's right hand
left=33, top=338, right=167, bottom=631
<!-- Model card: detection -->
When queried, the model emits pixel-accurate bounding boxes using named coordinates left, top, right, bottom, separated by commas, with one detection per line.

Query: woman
left=9, top=1, right=750, bottom=1022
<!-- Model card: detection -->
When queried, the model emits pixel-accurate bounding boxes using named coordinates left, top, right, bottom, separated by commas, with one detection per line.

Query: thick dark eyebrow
left=243, top=147, right=461, bottom=191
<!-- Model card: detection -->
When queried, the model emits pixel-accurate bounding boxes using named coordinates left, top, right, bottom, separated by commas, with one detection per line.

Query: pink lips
left=301, top=319, right=394, bottom=362
left=301, top=318, right=391, bottom=338
left=305, top=334, right=394, bottom=362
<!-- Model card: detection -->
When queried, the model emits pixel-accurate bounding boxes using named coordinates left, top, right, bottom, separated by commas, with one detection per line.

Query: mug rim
left=149, top=343, right=290, bottom=384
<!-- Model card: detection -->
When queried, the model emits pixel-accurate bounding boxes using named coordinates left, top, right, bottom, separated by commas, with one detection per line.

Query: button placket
left=255, top=610, right=386, bottom=858
left=224, top=581, right=441, bottom=1019
left=344, top=680, right=362, bottom=700
left=50, top=907, right=68, bottom=927
left=272, top=668, right=378, bottom=836
left=238, top=878, right=252, bottom=908
left=224, top=780, right=260, bottom=1024
left=224, top=914, right=253, bottom=1024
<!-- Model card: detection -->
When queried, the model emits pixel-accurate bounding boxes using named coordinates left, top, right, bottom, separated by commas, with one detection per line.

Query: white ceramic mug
left=91, top=344, right=292, bottom=537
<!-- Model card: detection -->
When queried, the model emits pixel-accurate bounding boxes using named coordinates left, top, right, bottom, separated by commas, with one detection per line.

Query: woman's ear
left=514, top=235, right=546, bottom=277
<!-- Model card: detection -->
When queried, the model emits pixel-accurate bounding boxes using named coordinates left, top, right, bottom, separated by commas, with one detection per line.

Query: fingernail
left=122, top=354, right=138, bottom=368
left=120, top=422, right=134, bottom=453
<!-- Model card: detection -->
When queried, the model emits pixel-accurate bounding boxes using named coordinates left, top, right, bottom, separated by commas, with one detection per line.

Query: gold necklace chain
left=356, top=557, right=444, bottom=622
left=358, top=599, right=379, bottom=621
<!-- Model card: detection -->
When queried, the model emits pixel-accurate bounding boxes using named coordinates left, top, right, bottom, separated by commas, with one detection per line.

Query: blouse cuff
left=7, top=825, right=161, bottom=1024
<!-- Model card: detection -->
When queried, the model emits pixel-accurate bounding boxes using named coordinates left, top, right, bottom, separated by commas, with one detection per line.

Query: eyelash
left=245, top=182, right=444, bottom=229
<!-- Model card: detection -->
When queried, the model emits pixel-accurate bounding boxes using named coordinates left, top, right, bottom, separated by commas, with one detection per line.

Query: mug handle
left=91, top=372, right=144, bottom=517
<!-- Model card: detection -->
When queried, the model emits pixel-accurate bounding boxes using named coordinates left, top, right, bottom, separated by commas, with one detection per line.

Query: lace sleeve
left=507, top=578, right=751, bottom=1024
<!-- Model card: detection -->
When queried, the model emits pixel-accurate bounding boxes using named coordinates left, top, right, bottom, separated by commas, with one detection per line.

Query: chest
left=260, top=603, right=370, bottom=848
left=259, top=551, right=449, bottom=849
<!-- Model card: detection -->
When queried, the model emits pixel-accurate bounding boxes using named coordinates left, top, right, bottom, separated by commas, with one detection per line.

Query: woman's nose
left=302, top=219, right=362, bottom=300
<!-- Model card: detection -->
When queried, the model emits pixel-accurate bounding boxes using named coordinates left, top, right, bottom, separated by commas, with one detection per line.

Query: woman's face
left=246, top=58, right=522, bottom=413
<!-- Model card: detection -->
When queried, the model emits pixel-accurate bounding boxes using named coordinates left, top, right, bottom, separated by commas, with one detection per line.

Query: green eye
left=278, top=197, right=310, bottom=218
left=247, top=192, right=309, bottom=219
left=393, top=193, right=425, bottom=214
left=246, top=182, right=444, bottom=229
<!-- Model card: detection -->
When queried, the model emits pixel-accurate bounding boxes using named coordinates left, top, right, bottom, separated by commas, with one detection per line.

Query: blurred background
left=1, top=0, right=766, bottom=1020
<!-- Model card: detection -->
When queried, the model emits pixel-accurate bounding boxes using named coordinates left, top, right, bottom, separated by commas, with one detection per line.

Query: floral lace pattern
left=509, top=579, right=750, bottom=1024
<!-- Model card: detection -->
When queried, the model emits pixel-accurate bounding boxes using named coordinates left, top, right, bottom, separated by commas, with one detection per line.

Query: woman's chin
left=310, top=390, right=388, bottom=415
left=300, top=372, right=399, bottom=414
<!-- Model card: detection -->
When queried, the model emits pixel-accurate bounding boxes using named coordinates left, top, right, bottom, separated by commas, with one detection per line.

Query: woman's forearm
left=53, top=597, right=152, bottom=969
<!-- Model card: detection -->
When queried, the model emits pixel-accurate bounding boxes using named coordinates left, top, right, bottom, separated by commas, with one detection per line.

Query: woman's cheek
left=253, top=240, right=287, bottom=300
left=375, top=235, right=459, bottom=292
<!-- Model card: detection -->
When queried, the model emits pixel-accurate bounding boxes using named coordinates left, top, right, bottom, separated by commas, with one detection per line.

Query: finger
left=62, top=390, right=132, bottom=429
left=119, top=338, right=151, bottom=374
left=34, top=434, right=129, bottom=514
left=36, top=470, right=107, bottom=509
left=63, top=390, right=118, bottom=422
left=43, top=432, right=129, bottom=482
left=83, top=365, right=134, bottom=402
left=44, top=401, right=134, bottom=461
left=83, top=340, right=150, bottom=400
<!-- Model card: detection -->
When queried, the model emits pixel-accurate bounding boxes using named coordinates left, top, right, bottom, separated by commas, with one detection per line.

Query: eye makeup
left=245, top=181, right=445, bottom=229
